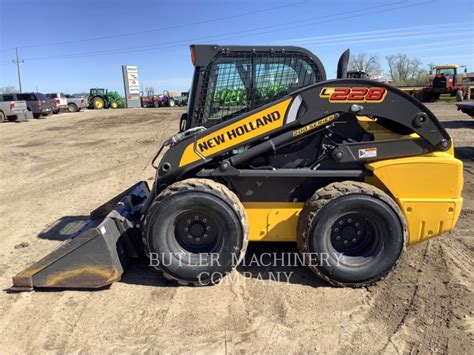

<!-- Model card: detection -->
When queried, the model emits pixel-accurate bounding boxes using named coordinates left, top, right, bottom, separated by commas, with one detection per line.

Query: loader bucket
left=11, top=181, right=150, bottom=291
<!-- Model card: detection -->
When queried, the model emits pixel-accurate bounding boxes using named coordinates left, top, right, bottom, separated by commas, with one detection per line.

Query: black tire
left=456, top=90, right=463, bottom=102
left=52, top=108, right=60, bottom=114
left=143, top=178, right=249, bottom=285
left=297, top=181, right=407, bottom=287
left=33, top=113, right=40, bottom=118
left=93, top=97, right=104, bottom=109
left=0, top=111, right=5, bottom=122
left=7, top=116, right=18, bottom=122
left=68, top=103, right=78, bottom=112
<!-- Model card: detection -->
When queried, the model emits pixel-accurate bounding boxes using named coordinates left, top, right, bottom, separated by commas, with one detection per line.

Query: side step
left=11, top=181, right=150, bottom=291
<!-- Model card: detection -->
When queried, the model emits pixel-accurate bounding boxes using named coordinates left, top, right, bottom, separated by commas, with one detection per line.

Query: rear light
left=10, top=102, right=15, bottom=110
left=190, top=45, right=196, bottom=65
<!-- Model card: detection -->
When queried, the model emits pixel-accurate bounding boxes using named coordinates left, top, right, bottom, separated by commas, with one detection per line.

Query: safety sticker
left=358, top=147, right=377, bottom=159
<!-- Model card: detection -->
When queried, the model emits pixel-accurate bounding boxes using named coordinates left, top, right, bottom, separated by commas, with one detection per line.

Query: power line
left=23, top=1, right=417, bottom=63
left=0, top=1, right=304, bottom=52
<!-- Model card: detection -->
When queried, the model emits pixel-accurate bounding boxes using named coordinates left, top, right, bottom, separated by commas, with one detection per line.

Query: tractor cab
left=432, top=64, right=466, bottom=89
left=90, top=88, right=107, bottom=97
left=180, top=44, right=327, bottom=131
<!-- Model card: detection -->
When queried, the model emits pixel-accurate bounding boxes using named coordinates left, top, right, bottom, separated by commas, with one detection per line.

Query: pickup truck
left=65, top=94, right=86, bottom=112
left=0, top=94, right=33, bottom=122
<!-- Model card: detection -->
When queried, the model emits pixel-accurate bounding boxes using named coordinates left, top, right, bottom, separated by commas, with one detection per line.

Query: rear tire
left=68, top=103, right=78, bottom=112
left=0, top=111, right=5, bottom=122
left=143, top=178, right=249, bottom=285
left=168, top=99, right=175, bottom=107
left=297, top=181, right=407, bottom=287
left=456, top=90, right=463, bottom=102
left=93, top=97, right=104, bottom=109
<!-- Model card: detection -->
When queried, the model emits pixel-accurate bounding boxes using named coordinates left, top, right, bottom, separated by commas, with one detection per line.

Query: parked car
left=0, top=94, right=32, bottom=122
left=64, top=94, right=86, bottom=112
left=48, top=98, right=60, bottom=114
left=46, top=92, right=68, bottom=113
left=8, top=92, right=52, bottom=118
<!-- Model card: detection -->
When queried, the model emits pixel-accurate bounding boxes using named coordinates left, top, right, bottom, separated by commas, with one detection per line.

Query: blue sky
left=1, top=0, right=473, bottom=94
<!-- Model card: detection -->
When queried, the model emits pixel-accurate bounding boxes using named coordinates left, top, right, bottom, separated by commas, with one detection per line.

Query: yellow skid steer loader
left=12, top=45, right=463, bottom=290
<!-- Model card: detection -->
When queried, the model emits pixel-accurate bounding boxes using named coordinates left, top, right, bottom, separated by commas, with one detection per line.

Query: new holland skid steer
left=12, top=45, right=463, bottom=291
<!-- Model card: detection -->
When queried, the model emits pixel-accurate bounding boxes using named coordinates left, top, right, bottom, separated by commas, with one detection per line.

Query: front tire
left=297, top=181, right=406, bottom=287
left=144, top=178, right=249, bottom=285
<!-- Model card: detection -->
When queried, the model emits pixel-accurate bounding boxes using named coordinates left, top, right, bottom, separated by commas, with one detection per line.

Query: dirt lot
left=0, top=104, right=472, bottom=354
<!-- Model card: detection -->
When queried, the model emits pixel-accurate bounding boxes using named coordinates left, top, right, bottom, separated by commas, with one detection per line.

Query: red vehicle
left=140, top=91, right=160, bottom=108
left=421, top=65, right=469, bottom=102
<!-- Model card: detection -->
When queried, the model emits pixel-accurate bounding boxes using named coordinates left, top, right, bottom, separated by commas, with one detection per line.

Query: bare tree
left=386, top=54, right=424, bottom=84
left=0, top=86, right=18, bottom=93
left=348, top=52, right=381, bottom=76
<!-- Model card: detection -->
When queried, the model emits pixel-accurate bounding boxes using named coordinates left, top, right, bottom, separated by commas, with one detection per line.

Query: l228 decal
left=320, top=87, right=387, bottom=103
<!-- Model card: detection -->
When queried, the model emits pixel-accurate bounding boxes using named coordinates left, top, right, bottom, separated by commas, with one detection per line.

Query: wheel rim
left=329, top=212, right=383, bottom=263
left=95, top=100, right=103, bottom=108
left=174, top=211, right=219, bottom=253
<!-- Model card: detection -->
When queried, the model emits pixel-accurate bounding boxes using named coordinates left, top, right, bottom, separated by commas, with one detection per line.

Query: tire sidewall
left=307, top=194, right=404, bottom=284
left=145, top=190, right=244, bottom=283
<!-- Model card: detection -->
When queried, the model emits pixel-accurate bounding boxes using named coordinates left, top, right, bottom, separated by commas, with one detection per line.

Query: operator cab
left=180, top=44, right=327, bottom=131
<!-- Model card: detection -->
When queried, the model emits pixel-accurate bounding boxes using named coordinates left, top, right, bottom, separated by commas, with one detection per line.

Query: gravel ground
left=0, top=103, right=472, bottom=354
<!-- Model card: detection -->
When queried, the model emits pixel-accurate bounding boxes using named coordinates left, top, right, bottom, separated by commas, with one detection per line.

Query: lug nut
left=357, top=231, right=362, bottom=236
left=187, top=235, right=192, bottom=239
left=344, top=240, right=349, bottom=245
left=347, top=218, right=352, bottom=223
left=352, top=238, right=357, bottom=243
left=187, top=219, right=191, bottom=224
left=206, top=226, right=211, bottom=231
left=184, top=227, right=188, bottom=232
left=336, top=236, right=341, bottom=240
left=203, top=218, right=207, bottom=223
left=355, top=222, right=360, bottom=227
left=196, top=237, right=201, bottom=242
left=194, top=216, right=199, bottom=221
left=203, top=234, right=208, bottom=238
left=334, top=228, right=339, bottom=232
left=339, top=220, right=344, bottom=225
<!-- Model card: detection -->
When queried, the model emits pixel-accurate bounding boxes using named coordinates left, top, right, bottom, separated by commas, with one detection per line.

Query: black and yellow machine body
left=12, top=46, right=463, bottom=291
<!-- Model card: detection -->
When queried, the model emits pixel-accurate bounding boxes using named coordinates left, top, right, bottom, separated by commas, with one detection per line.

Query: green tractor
left=87, top=88, right=126, bottom=109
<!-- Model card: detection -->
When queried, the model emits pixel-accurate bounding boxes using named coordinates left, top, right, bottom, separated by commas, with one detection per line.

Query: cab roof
left=436, top=64, right=460, bottom=69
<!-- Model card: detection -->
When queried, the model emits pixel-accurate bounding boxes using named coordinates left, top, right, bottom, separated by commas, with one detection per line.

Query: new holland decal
left=179, top=99, right=292, bottom=167
left=320, top=87, right=387, bottom=103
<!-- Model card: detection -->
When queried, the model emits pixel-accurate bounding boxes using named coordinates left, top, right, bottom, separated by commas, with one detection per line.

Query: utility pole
left=12, top=48, right=24, bottom=93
